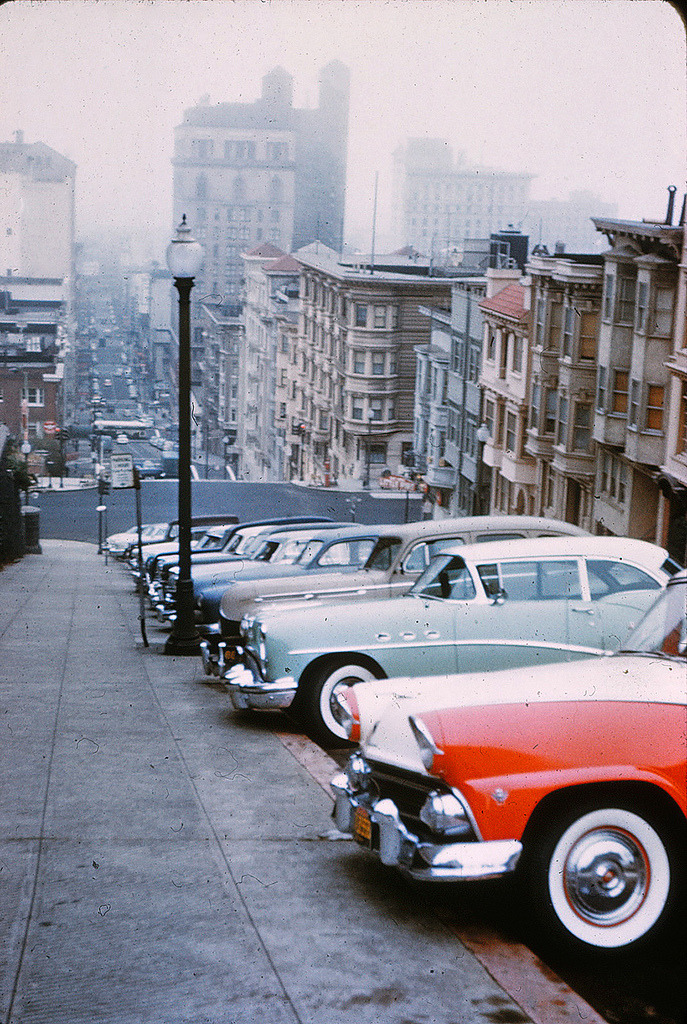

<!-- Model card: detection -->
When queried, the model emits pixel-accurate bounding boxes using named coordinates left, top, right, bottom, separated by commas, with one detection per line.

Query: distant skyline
left=1, top=0, right=685, bottom=263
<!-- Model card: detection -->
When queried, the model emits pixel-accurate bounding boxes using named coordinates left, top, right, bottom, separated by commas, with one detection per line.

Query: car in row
left=200, top=515, right=591, bottom=675
left=330, top=569, right=687, bottom=954
left=224, top=535, right=677, bottom=744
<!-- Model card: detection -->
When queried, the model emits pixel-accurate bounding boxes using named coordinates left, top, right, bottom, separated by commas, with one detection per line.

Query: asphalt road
left=31, top=480, right=424, bottom=542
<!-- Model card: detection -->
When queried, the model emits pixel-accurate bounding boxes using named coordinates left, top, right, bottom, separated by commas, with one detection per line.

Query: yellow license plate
left=353, top=805, right=372, bottom=845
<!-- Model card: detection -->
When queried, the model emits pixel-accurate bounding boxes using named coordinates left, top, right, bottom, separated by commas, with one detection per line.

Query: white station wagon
left=225, top=535, right=679, bottom=745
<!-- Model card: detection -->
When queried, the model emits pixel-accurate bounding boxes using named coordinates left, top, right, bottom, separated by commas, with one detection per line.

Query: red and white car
left=331, top=570, right=687, bottom=952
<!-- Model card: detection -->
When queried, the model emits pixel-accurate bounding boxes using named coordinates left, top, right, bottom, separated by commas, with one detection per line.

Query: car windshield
left=410, top=554, right=476, bottom=600
left=620, top=580, right=687, bottom=657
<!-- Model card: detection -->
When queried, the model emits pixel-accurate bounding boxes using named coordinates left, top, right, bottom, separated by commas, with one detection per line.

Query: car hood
left=242, top=591, right=436, bottom=646
left=359, top=654, right=686, bottom=774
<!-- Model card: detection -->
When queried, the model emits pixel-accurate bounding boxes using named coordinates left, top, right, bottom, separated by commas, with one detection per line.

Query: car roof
left=437, top=534, right=669, bottom=564
left=363, top=515, right=588, bottom=543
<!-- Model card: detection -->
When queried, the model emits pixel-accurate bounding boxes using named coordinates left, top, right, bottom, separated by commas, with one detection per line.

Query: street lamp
left=164, top=215, right=204, bottom=655
left=474, top=423, right=491, bottom=515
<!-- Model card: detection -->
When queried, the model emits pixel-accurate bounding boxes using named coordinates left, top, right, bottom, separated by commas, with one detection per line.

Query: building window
left=596, top=365, right=607, bottom=412
left=352, top=350, right=365, bottom=374
left=355, top=304, right=368, bottom=328
left=645, top=385, right=664, bottom=432
left=579, top=311, right=597, bottom=361
left=505, top=411, right=517, bottom=453
left=530, top=383, right=540, bottom=431
left=22, top=387, right=44, bottom=406
left=636, top=281, right=649, bottom=332
left=611, top=370, right=629, bottom=415
left=279, top=403, right=286, bottom=419
left=369, top=443, right=387, bottom=464
left=25, top=336, right=41, bottom=352
left=629, top=379, right=640, bottom=428
left=486, top=330, right=496, bottom=361
left=616, top=275, right=636, bottom=324
left=534, top=297, right=546, bottom=346
left=370, top=399, right=383, bottom=421
left=484, top=399, right=495, bottom=439
left=544, top=388, right=557, bottom=434
left=556, top=396, right=568, bottom=446
left=388, top=399, right=395, bottom=421
left=653, top=287, right=674, bottom=336
left=351, top=397, right=364, bottom=420
left=371, top=352, right=385, bottom=375
left=562, top=306, right=575, bottom=358
left=511, top=333, right=523, bottom=374
left=373, top=305, right=386, bottom=329
left=603, top=274, right=614, bottom=320
left=572, top=403, right=591, bottom=452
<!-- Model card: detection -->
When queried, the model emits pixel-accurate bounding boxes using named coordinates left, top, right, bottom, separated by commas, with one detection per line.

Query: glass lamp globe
left=166, top=215, right=204, bottom=278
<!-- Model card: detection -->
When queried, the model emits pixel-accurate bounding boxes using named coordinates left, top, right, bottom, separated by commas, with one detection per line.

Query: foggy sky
left=1, top=0, right=685, bottom=262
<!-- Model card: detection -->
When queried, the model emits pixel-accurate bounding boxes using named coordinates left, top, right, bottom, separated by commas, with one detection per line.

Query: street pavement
left=0, top=542, right=605, bottom=1024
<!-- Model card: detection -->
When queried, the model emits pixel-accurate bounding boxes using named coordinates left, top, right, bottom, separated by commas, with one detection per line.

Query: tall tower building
left=392, top=138, right=532, bottom=258
left=172, top=64, right=349, bottom=302
left=0, top=131, right=76, bottom=285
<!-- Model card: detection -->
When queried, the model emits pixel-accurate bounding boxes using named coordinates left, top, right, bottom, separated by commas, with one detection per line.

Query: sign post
left=110, top=454, right=148, bottom=647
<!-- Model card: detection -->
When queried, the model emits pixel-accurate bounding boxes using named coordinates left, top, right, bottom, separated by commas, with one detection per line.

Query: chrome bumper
left=330, top=773, right=522, bottom=882
left=223, top=663, right=297, bottom=711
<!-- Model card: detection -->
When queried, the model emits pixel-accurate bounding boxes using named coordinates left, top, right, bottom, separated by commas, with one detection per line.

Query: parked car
left=224, top=536, right=678, bottom=744
left=150, top=518, right=340, bottom=616
left=106, top=522, right=168, bottom=559
left=161, top=524, right=385, bottom=624
left=331, top=569, right=687, bottom=953
left=202, top=516, right=590, bottom=669
left=130, top=514, right=240, bottom=580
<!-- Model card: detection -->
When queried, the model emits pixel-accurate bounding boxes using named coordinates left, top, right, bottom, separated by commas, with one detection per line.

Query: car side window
left=473, top=531, right=524, bottom=543
left=365, top=537, right=402, bottom=571
left=477, top=559, right=582, bottom=600
left=586, top=558, right=662, bottom=599
left=538, top=560, right=582, bottom=599
left=316, top=539, right=376, bottom=567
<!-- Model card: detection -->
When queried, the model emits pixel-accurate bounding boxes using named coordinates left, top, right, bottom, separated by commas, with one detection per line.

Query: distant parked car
left=201, top=516, right=590, bottom=671
left=331, top=569, right=687, bottom=953
left=106, top=522, right=168, bottom=559
left=225, top=535, right=677, bottom=744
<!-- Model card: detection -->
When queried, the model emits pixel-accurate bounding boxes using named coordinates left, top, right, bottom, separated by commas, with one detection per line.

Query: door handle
left=571, top=606, right=594, bottom=614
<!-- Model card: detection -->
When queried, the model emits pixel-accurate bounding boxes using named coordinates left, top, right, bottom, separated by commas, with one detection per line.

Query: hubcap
left=563, top=828, right=648, bottom=926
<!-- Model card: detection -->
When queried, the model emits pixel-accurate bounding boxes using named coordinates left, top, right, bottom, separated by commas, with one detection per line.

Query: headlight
left=419, top=791, right=471, bottom=837
left=409, top=715, right=443, bottom=772
left=240, top=614, right=255, bottom=636
left=344, top=753, right=373, bottom=792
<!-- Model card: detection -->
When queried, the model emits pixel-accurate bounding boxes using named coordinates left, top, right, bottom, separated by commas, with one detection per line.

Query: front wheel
left=522, top=802, right=677, bottom=952
left=295, top=660, right=382, bottom=746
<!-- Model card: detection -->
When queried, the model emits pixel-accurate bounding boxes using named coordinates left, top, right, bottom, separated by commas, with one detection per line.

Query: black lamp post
left=474, top=423, right=491, bottom=515
left=164, top=216, right=204, bottom=655
left=363, top=411, right=373, bottom=488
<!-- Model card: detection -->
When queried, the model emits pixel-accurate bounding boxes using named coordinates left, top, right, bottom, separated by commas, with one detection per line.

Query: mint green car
left=224, top=535, right=678, bottom=745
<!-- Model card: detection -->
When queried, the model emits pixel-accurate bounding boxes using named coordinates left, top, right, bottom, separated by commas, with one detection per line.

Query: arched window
left=269, top=176, right=283, bottom=203
left=195, top=174, right=208, bottom=199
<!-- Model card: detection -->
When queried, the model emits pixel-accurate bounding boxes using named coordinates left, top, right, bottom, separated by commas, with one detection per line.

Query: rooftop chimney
left=665, top=185, right=677, bottom=225
left=13, top=130, right=24, bottom=145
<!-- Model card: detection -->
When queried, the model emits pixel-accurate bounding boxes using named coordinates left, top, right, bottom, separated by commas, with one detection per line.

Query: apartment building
left=592, top=203, right=684, bottom=554
left=172, top=63, right=349, bottom=303
left=294, top=246, right=452, bottom=488
left=525, top=252, right=604, bottom=529
left=478, top=270, right=535, bottom=516
left=239, top=245, right=301, bottom=481
left=0, top=276, right=68, bottom=470
left=392, top=138, right=532, bottom=256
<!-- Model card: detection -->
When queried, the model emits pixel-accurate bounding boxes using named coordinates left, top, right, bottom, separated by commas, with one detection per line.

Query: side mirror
left=490, top=588, right=507, bottom=605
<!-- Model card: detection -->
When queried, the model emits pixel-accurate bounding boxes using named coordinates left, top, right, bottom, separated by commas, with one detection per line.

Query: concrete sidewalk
left=0, top=543, right=600, bottom=1024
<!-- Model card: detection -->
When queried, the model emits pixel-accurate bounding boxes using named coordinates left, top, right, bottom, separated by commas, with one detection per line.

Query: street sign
left=110, top=453, right=135, bottom=489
